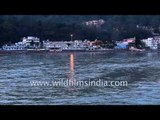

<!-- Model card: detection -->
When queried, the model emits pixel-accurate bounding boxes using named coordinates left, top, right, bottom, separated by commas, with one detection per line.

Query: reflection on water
left=69, top=53, right=75, bottom=81
left=1, top=51, right=160, bottom=105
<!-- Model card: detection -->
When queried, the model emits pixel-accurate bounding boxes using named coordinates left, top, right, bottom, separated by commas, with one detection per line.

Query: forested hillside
left=0, top=15, right=160, bottom=46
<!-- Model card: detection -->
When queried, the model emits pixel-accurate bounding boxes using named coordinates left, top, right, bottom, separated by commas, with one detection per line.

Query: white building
left=43, top=40, right=68, bottom=50
left=22, top=36, right=40, bottom=48
left=72, top=40, right=88, bottom=49
left=84, top=19, right=105, bottom=27
left=43, top=40, right=88, bottom=50
left=141, top=37, right=159, bottom=50
left=2, top=43, right=26, bottom=50
left=2, top=36, right=40, bottom=50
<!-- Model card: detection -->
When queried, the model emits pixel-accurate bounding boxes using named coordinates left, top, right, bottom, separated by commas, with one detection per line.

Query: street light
left=70, top=34, right=73, bottom=41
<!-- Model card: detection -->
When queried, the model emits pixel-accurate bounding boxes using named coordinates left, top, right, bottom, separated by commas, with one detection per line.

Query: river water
left=0, top=51, right=160, bottom=105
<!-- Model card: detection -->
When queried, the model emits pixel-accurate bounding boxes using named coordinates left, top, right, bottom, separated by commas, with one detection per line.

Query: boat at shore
left=0, top=49, right=49, bottom=55
left=0, top=45, right=147, bottom=55
left=84, top=47, right=114, bottom=52
left=0, top=50, right=27, bottom=54
left=27, top=49, right=49, bottom=52
left=0, top=48, right=114, bottom=54
left=129, top=46, right=145, bottom=52
left=49, top=47, right=62, bottom=52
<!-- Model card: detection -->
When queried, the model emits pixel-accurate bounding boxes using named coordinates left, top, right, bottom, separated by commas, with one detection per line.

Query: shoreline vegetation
left=0, top=15, right=159, bottom=48
left=1, top=16, right=160, bottom=53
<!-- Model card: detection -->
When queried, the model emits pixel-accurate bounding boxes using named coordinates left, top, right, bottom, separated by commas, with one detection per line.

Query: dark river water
left=1, top=51, right=160, bottom=105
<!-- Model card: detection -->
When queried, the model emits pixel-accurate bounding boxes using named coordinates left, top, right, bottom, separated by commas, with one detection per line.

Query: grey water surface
left=0, top=51, right=160, bottom=105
